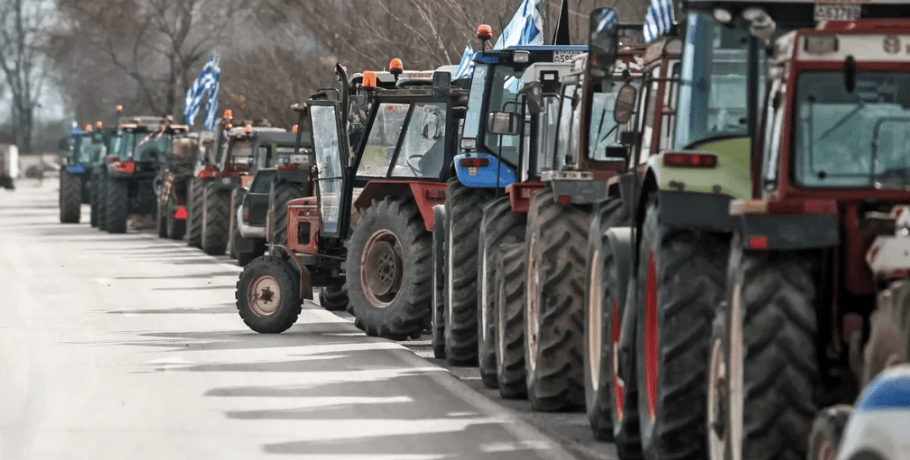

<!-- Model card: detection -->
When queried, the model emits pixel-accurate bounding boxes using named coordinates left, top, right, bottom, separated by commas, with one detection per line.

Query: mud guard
left=657, top=190, right=738, bottom=233
left=734, top=213, right=839, bottom=250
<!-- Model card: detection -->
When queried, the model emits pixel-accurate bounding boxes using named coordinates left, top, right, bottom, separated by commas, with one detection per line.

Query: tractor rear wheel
left=319, top=285, right=350, bottom=312
left=478, top=195, right=526, bottom=388
left=706, top=237, right=818, bottom=460
left=862, top=279, right=910, bottom=386
left=187, top=178, right=204, bottom=248
left=496, top=242, right=527, bottom=399
left=346, top=196, right=431, bottom=340
left=636, top=196, right=728, bottom=460
left=106, top=177, right=128, bottom=234
left=807, top=405, right=852, bottom=460
left=269, top=181, right=304, bottom=247
left=166, top=191, right=186, bottom=240
left=59, top=171, right=82, bottom=223
left=236, top=255, right=301, bottom=333
left=444, top=178, right=494, bottom=366
left=431, top=205, right=447, bottom=359
left=525, top=189, right=591, bottom=411
left=97, top=174, right=109, bottom=231
left=583, top=199, right=634, bottom=444
left=89, top=177, right=99, bottom=227
left=202, top=184, right=230, bottom=255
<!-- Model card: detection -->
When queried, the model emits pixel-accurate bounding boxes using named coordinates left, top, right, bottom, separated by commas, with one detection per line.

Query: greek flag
left=598, top=9, right=618, bottom=34
left=644, top=0, right=675, bottom=43
left=70, top=121, right=84, bottom=136
left=183, top=55, right=221, bottom=130
left=493, top=0, right=544, bottom=50
left=453, top=43, right=475, bottom=81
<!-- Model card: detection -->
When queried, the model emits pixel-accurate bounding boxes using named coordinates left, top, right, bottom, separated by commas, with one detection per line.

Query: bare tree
left=0, top=0, right=55, bottom=153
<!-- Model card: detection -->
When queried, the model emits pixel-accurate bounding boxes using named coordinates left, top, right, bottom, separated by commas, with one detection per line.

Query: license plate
left=468, top=167, right=477, bottom=176
left=553, top=51, right=584, bottom=63
left=814, top=3, right=860, bottom=21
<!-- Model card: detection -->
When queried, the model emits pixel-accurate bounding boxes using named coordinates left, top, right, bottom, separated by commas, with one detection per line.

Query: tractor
left=101, top=116, right=188, bottom=234
left=154, top=129, right=207, bottom=241
left=235, top=69, right=467, bottom=337
left=438, top=38, right=588, bottom=369
left=228, top=128, right=297, bottom=265
left=59, top=122, right=109, bottom=224
left=683, top=6, right=910, bottom=460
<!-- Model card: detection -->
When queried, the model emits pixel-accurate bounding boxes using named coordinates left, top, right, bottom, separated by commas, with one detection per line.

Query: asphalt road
left=0, top=177, right=619, bottom=460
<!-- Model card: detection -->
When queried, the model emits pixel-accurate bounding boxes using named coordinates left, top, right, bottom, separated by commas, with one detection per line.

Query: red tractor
left=235, top=69, right=469, bottom=337
left=705, top=17, right=910, bottom=460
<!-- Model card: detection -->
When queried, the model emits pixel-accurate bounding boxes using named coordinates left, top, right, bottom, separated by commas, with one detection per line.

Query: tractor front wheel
left=236, top=255, right=301, bottom=333
left=346, top=196, right=431, bottom=340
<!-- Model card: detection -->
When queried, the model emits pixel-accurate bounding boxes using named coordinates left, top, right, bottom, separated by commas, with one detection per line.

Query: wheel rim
left=527, top=231, right=539, bottom=375
left=644, top=251, right=659, bottom=423
left=248, top=274, right=282, bottom=318
left=588, top=246, right=603, bottom=391
left=612, top=298, right=625, bottom=421
left=729, top=280, right=744, bottom=460
left=360, top=229, right=404, bottom=307
left=708, top=336, right=727, bottom=460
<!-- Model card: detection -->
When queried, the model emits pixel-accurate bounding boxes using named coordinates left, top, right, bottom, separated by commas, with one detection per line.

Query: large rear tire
left=583, top=199, right=634, bottom=444
left=525, top=189, right=591, bottom=412
left=106, top=177, right=128, bottom=234
left=236, top=255, right=301, bottom=333
left=707, top=237, right=818, bottom=460
left=202, top=184, right=230, bottom=255
left=156, top=200, right=168, bottom=238
left=97, top=173, right=109, bottom=231
left=89, top=177, right=99, bottom=227
left=346, top=196, right=431, bottom=340
left=478, top=195, right=526, bottom=388
left=496, top=242, right=527, bottom=399
left=59, top=171, right=82, bottom=223
left=431, top=205, right=447, bottom=359
left=444, top=178, right=493, bottom=365
left=636, top=196, right=727, bottom=460
left=269, top=181, right=304, bottom=247
left=187, top=178, right=204, bottom=248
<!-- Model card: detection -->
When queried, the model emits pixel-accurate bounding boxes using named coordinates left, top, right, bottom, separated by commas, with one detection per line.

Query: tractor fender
left=641, top=156, right=739, bottom=233
left=453, top=152, right=517, bottom=188
left=353, top=180, right=447, bottom=232
left=206, top=176, right=242, bottom=191
left=733, top=212, right=839, bottom=251
left=645, top=137, right=751, bottom=199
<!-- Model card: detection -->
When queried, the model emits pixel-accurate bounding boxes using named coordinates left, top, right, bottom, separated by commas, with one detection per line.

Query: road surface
left=0, top=177, right=619, bottom=460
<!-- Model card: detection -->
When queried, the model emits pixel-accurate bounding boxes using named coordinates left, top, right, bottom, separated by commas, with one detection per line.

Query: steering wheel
left=406, top=154, right=424, bottom=175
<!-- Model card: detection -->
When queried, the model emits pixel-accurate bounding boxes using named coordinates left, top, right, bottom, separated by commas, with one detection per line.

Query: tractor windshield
left=358, top=102, right=409, bottom=177
left=673, top=13, right=752, bottom=149
left=532, top=94, right=561, bottom=178
left=588, top=88, right=625, bottom=160
left=134, top=132, right=171, bottom=162
left=228, top=139, right=253, bottom=169
left=794, top=72, right=910, bottom=188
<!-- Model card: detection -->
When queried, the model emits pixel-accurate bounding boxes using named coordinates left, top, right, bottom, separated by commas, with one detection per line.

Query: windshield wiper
left=816, top=101, right=864, bottom=142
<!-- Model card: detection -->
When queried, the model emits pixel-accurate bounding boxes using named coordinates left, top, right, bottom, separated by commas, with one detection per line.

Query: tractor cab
left=112, top=116, right=188, bottom=178
left=455, top=44, right=588, bottom=189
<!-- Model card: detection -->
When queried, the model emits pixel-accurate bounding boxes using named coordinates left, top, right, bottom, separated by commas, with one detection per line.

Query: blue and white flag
left=597, top=9, right=618, bottom=34
left=493, top=0, right=544, bottom=50
left=70, top=121, right=84, bottom=137
left=453, top=43, right=475, bottom=81
left=184, top=54, right=221, bottom=131
left=644, top=0, right=675, bottom=43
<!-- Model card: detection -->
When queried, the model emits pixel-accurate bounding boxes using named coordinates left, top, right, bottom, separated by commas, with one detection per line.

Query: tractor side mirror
left=487, top=112, right=521, bottom=136
left=523, top=81, right=544, bottom=115
left=588, top=7, right=619, bottom=79
left=614, top=83, right=637, bottom=124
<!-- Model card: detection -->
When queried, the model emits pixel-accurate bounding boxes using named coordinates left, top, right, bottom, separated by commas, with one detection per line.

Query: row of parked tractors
left=58, top=1, right=910, bottom=459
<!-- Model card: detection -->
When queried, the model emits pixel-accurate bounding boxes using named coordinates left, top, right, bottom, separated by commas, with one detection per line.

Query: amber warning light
left=477, top=24, right=493, bottom=41
left=223, top=109, right=233, bottom=119
left=362, top=71, right=378, bottom=90
left=292, top=124, right=298, bottom=133
left=389, top=58, right=403, bottom=76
